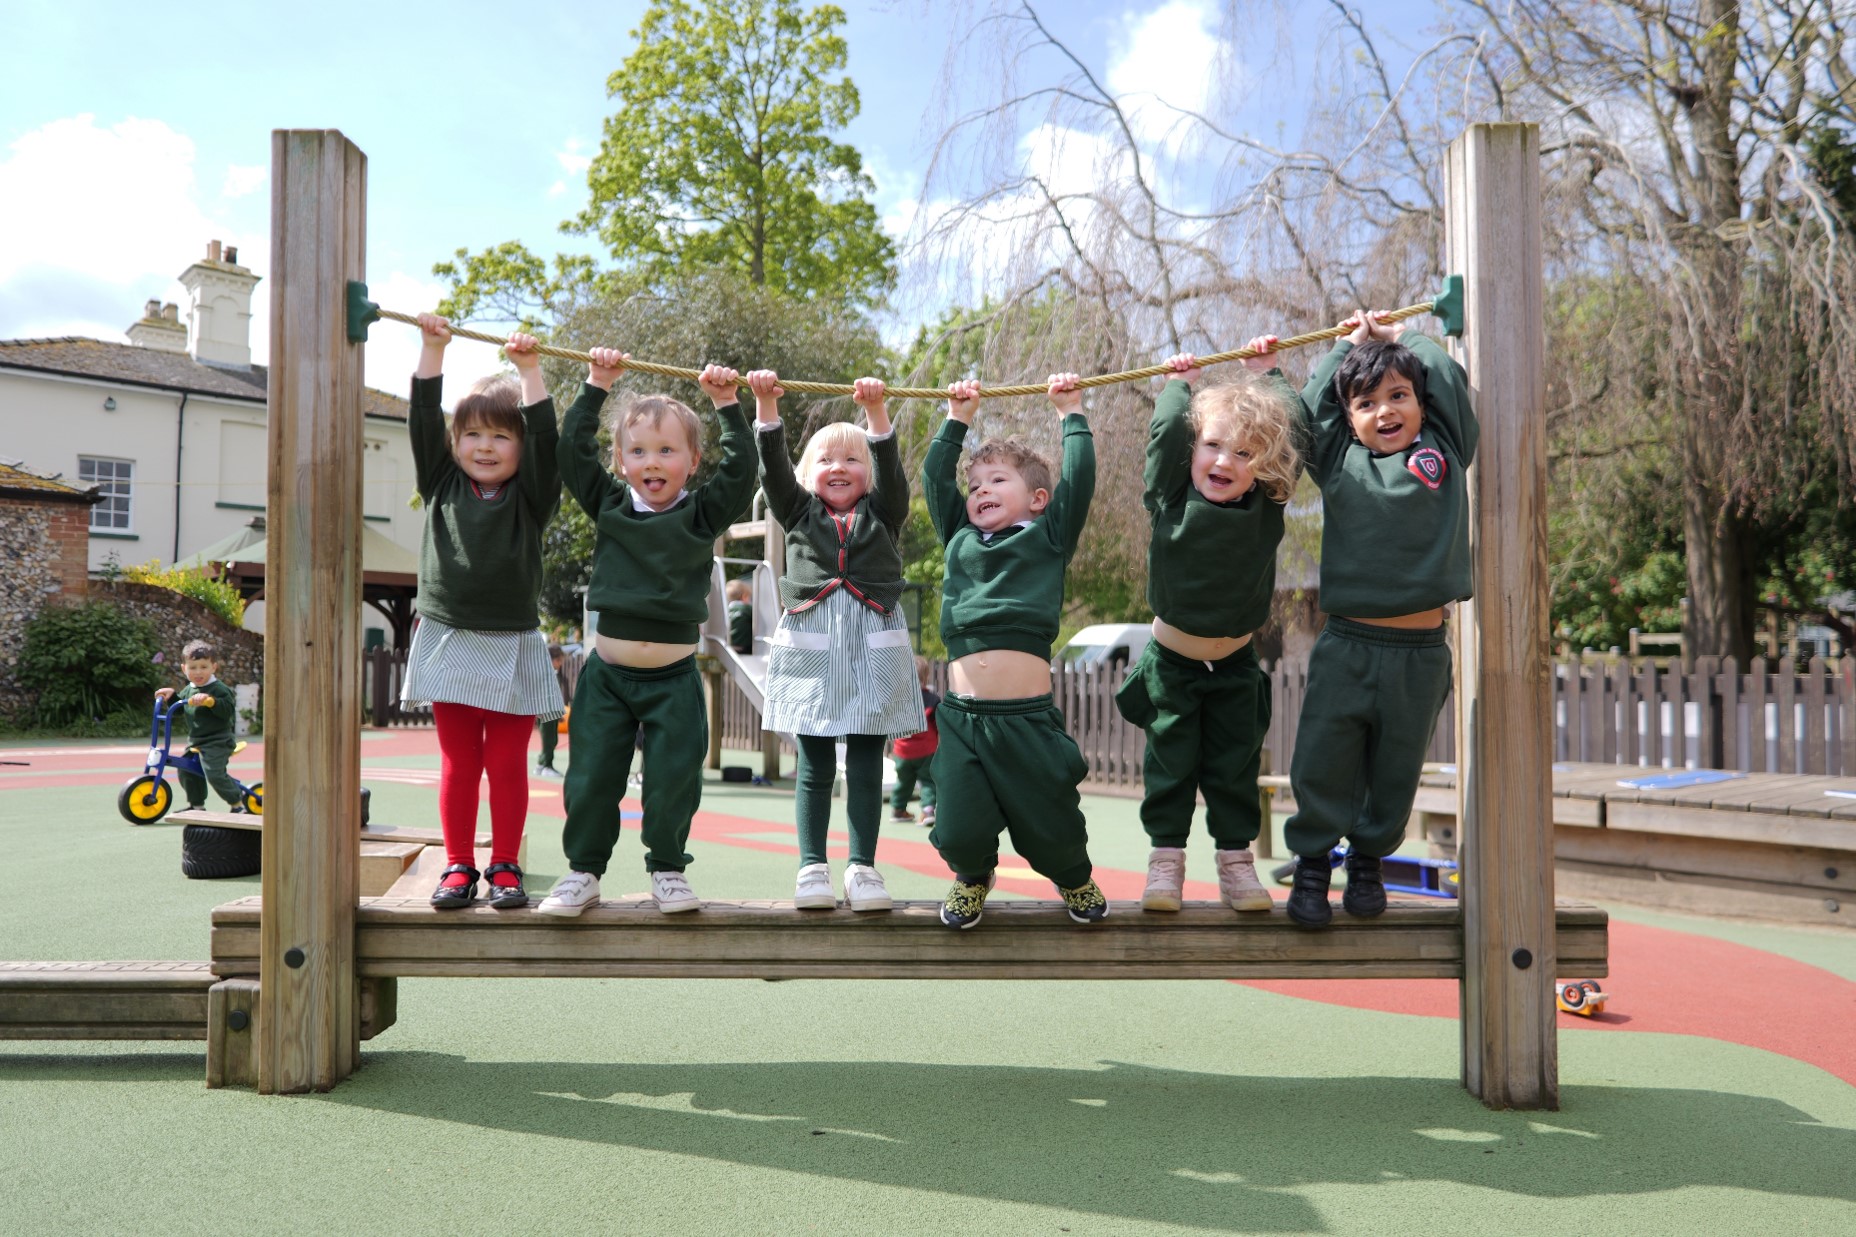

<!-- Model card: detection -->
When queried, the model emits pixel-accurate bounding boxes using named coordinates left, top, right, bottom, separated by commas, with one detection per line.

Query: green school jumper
left=177, top=678, right=241, bottom=808
left=1285, top=332, right=1478, bottom=859
left=1113, top=375, right=1291, bottom=850
left=921, top=415, right=1097, bottom=888
left=557, top=395, right=757, bottom=875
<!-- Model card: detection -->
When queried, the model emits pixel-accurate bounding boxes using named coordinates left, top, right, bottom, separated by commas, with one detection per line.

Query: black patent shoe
left=484, top=861, right=528, bottom=910
left=430, top=863, right=480, bottom=909
left=1285, top=857, right=1334, bottom=929
left=1342, top=852, right=1387, bottom=918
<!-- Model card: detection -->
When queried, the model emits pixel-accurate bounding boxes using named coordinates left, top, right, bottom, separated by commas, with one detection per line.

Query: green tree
left=439, top=0, right=894, bottom=324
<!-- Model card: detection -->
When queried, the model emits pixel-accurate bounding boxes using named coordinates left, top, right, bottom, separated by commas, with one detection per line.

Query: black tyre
left=359, top=785, right=370, bottom=828
left=118, top=775, right=172, bottom=825
left=1558, top=983, right=1586, bottom=1011
left=180, top=822, right=262, bottom=879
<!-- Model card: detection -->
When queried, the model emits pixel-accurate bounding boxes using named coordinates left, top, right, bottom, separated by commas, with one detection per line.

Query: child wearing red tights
left=400, top=314, right=620, bottom=909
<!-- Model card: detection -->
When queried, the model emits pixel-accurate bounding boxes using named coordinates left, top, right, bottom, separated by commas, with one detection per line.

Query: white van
left=1057, top=623, right=1152, bottom=671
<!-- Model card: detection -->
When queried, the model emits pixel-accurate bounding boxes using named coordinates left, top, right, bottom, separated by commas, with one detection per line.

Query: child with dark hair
left=1283, top=310, right=1478, bottom=927
left=533, top=644, right=571, bottom=779
left=402, top=313, right=584, bottom=911
left=890, top=655, right=939, bottom=826
left=155, top=639, right=241, bottom=813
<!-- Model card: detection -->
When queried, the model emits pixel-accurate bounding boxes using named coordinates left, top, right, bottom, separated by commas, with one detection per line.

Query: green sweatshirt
left=922, top=415, right=1095, bottom=660
left=756, top=421, right=909, bottom=614
left=177, top=678, right=237, bottom=743
left=409, top=374, right=564, bottom=631
left=1299, top=333, right=1479, bottom=618
left=559, top=394, right=756, bottom=644
left=1144, top=376, right=1291, bottom=638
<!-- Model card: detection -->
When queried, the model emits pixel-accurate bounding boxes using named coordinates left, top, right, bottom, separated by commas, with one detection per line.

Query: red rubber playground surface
left=13, top=727, right=1853, bottom=1087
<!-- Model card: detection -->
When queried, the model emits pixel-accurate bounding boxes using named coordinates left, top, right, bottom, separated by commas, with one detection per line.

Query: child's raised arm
left=750, top=369, right=808, bottom=526
left=1044, top=373, right=1095, bottom=560
left=1399, top=329, right=1478, bottom=465
left=1145, top=352, right=1202, bottom=511
left=509, top=332, right=565, bottom=522
left=922, top=379, right=980, bottom=544
left=698, top=365, right=760, bottom=531
left=409, top=313, right=457, bottom=500
left=855, top=378, right=910, bottom=530
left=556, top=344, right=622, bottom=518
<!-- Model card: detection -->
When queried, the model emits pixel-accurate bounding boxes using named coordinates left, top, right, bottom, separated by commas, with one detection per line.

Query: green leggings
left=1285, top=617, right=1452, bottom=859
left=890, top=755, right=936, bottom=812
left=794, top=733, right=884, bottom=868
left=928, top=693, right=1093, bottom=888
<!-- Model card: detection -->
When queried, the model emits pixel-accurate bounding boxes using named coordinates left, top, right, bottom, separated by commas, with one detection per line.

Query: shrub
left=15, top=602, right=163, bottom=727
left=122, top=559, right=247, bottom=628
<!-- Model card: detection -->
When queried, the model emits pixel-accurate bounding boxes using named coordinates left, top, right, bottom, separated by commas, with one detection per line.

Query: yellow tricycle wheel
left=118, top=775, right=173, bottom=824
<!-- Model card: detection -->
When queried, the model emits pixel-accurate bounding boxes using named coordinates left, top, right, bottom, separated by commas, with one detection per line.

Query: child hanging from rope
left=1114, top=337, right=1301, bottom=913
left=923, top=374, right=1109, bottom=929
left=1283, top=310, right=1478, bottom=927
left=746, top=370, right=924, bottom=912
left=402, top=314, right=570, bottom=910
left=538, top=357, right=757, bottom=917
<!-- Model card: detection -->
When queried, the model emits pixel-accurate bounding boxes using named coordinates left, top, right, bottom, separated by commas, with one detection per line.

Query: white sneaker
left=794, top=862, right=837, bottom=910
left=843, top=863, right=893, bottom=912
left=536, top=871, right=601, bottom=918
left=1142, top=847, right=1185, bottom=911
left=651, top=869, right=701, bottom=914
left=1216, top=849, right=1274, bottom=911
left=534, top=765, right=564, bottom=780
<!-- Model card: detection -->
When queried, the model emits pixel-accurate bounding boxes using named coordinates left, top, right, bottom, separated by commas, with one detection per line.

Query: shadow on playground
left=293, top=1054, right=1850, bottom=1230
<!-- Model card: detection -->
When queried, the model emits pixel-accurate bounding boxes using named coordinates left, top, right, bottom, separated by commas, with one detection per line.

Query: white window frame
left=79, top=456, right=134, bottom=531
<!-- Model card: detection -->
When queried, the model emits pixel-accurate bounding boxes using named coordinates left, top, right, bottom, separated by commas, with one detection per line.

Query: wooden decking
left=209, top=896, right=1609, bottom=982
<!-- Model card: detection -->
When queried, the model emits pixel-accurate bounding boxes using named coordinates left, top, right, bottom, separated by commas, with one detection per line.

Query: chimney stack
left=207, top=239, right=223, bottom=263
left=127, top=294, right=188, bottom=352
left=179, top=239, right=260, bottom=369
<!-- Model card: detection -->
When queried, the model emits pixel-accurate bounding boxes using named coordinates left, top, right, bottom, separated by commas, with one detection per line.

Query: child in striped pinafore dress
left=399, top=313, right=608, bottom=910
left=747, top=369, right=925, bottom=912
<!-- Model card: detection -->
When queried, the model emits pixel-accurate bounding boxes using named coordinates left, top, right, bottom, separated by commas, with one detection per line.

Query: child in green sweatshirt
left=538, top=359, right=758, bottom=917
left=1114, top=336, right=1300, bottom=914
left=1284, top=310, right=1478, bottom=928
left=922, top=373, right=1108, bottom=929
left=156, top=639, right=242, bottom=812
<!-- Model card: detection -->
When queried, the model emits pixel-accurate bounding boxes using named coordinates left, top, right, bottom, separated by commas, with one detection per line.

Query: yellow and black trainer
left=1058, top=879, right=1110, bottom=924
left=939, top=871, right=996, bottom=930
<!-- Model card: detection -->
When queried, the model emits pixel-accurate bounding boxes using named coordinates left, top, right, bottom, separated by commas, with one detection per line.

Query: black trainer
left=1285, top=857, right=1334, bottom=928
left=483, top=861, right=528, bottom=910
left=1342, top=852, right=1387, bottom=918
left=430, top=863, right=480, bottom=909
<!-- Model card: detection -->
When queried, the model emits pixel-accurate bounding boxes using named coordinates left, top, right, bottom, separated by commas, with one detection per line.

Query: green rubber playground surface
left=4, top=731, right=1854, bottom=1235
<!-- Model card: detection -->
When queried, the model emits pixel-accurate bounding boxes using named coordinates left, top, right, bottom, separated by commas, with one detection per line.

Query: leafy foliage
left=121, top=559, right=246, bottom=628
left=15, top=603, right=162, bottom=728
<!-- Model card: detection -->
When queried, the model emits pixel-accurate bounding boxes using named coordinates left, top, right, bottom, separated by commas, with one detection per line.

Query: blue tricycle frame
left=116, top=697, right=263, bottom=824
left=1272, top=846, right=1459, bottom=899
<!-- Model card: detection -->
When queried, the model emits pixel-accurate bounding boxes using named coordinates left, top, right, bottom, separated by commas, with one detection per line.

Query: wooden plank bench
left=174, top=811, right=517, bottom=892
left=210, top=896, right=1608, bottom=982
left=0, top=961, right=215, bottom=1040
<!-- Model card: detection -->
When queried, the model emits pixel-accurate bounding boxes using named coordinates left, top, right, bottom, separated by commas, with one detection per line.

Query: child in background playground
left=402, top=315, right=568, bottom=911
left=922, top=374, right=1108, bottom=929
left=539, top=359, right=757, bottom=917
left=155, top=639, right=241, bottom=813
left=725, top=578, right=754, bottom=654
left=533, top=644, right=571, bottom=779
left=749, top=369, right=923, bottom=912
left=1114, top=338, right=1300, bottom=913
left=890, top=656, right=939, bottom=826
left=1283, top=311, right=1478, bottom=927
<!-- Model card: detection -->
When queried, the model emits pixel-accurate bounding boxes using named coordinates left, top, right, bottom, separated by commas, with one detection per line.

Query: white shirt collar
left=630, top=487, right=690, bottom=513
left=979, top=519, right=1035, bottom=542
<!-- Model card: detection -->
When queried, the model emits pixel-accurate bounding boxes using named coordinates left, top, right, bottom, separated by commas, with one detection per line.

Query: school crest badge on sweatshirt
left=1407, top=446, right=1446, bottom=490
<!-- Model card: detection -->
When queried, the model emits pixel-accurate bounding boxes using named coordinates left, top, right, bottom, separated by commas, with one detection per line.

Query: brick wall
left=0, top=495, right=93, bottom=714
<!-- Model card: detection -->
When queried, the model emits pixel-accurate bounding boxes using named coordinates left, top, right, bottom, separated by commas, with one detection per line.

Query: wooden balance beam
left=0, top=961, right=217, bottom=1040
left=209, top=897, right=1608, bottom=982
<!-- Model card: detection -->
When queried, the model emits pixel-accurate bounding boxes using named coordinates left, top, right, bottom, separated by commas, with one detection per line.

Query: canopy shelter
left=178, top=516, right=420, bottom=648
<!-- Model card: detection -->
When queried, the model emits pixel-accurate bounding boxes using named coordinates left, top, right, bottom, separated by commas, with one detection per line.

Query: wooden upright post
left=1446, top=123, right=1556, bottom=1109
left=258, top=130, right=366, bottom=1093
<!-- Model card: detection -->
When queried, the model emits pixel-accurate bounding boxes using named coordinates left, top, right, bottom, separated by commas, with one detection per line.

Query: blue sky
left=0, top=0, right=1442, bottom=388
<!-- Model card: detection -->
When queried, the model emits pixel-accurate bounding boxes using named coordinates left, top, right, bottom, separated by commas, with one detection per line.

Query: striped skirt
left=399, top=616, right=563, bottom=720
left=761, top=589, right=926, bottom=738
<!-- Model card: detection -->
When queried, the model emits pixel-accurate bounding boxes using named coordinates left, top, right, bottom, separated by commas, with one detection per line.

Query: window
left=79, top=456, right=133, bottom=531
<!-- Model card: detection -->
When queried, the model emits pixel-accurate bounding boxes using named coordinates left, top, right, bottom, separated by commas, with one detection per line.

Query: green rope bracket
left=1431, top=274, right=1464, bottom=337
left=346, top=280, right=381, bottom=344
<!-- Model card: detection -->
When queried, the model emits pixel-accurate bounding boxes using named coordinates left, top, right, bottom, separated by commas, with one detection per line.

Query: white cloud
left=222, top=163, right=267, bottom=199
left=1106, top=0, right=1228, bottom=154
left=555, top=137, right=592, bottom=177
left=547, top=179, right=569, bottom=198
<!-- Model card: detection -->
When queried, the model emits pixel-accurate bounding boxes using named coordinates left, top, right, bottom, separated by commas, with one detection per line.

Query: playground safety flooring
left=3, top=728, right=1853, bottom=1236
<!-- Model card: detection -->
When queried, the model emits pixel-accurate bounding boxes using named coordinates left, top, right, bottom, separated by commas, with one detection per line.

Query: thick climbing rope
left=370, top=297, right=1442, bottom=400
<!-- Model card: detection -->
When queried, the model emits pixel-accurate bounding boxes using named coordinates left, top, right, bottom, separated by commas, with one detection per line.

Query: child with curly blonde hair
left=1114, top=335, right=1301, bottom=914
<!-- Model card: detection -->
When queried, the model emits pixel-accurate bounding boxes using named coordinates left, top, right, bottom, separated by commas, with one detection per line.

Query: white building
left=0, top=241, right=421, bottom=644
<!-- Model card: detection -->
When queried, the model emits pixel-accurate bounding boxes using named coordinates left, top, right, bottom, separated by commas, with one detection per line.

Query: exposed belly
left=948, top=650, right=1053, bottom=699
left=1151, top=617, right=1252, bottom=662
left=595, top=634, right=700, bottom=668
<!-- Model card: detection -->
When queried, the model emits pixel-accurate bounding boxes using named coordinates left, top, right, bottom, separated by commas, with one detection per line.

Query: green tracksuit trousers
left=536, top=715, right=559, bottom=767
left=890, top=755, right=936, bottom=812
left=561, top=654, right=706, bottom=875
left=1114, top=640, right=1270, bottom=849
left=181, top=737, right=242, bottom=808
left=928, top=693, right=1093, bottom=888
left=1285, top=617, right=1452, bottom=859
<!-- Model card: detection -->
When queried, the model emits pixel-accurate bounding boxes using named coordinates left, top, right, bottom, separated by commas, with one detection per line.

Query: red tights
left=433, top=702, right=533, bottom=883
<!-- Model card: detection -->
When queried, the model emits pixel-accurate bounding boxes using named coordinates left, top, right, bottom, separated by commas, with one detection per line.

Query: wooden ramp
left=0, top=961, right=215, bottom=1040
left=210, top=897, right=1608, bottom=982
